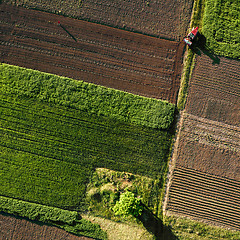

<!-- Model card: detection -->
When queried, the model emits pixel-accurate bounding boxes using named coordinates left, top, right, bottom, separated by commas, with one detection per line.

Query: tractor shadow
left=190, top=33, right=220, bottom=64
left=137, top=205, right=179, bottom=240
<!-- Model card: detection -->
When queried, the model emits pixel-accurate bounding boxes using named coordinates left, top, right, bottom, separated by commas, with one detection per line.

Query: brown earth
left=165, top=54, right=240, bottom=230
left=0, top=3, right=185, bottom=103
left=166, top=166, right=240, bottom=231
left=3, top=0, right=193, bottom=41
left=186, top=55, right=240, bottom=127
left=0, top=213, right=93, bottom=240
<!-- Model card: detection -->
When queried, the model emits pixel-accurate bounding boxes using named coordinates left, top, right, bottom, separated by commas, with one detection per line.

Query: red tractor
left=184, top=27, right=199, bottom=46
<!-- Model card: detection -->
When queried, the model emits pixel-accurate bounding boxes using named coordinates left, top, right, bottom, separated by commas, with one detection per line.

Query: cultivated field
left=166, top=54, right=240, bottom=230
left=3, top=0, right=193, bottom=41
left=166, top=166, right=240, bottom=231
left=176, top=113, right=240, bottom=180
left=0, top=64, right=173, bottom=211
left=0, top=213, right=93, bottom=240
left=0, top=3, right=184, bottom=103
left=186, top=55, right=240, bottom=126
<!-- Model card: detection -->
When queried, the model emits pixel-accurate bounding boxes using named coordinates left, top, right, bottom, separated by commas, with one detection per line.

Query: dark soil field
left=0, top=3, right=184, bottom=103
left=186, top=55, right=240, bottom=127
left=0, top=213, right=93, bottom=240
left=3, top=0, right=193, bottom=41
left=166, top=54, right=240, bottom=230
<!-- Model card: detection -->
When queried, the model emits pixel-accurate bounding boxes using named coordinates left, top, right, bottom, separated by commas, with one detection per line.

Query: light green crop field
left=0, top=64, right=174, bottom=211
left=202, top=0, right=240, bottom=59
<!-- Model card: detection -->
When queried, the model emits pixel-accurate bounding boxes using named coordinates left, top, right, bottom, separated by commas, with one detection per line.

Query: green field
left=0, top=64, right=173, bottom=211
left=202, top=0, right=240, bottom=59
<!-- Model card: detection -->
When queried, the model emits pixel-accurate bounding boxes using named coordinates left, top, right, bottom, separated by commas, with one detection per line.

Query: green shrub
left=0, top=63, right=175, bottom=129
left=113, top=191, right=143, bottom=218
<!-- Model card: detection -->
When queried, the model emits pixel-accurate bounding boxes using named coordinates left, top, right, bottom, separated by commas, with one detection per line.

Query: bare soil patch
left=0, top=213, right=93, bottom=240
left=0, top=3, right=184, bottom=103
left=176, top=113, right=240, bottom=181
left=186, top=55, right=240, bottom=127
left=3, top=0, right=193, bottom=41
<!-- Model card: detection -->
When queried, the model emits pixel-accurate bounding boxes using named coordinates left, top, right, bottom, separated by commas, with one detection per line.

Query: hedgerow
left=0, top=64, right=175, bottom=129
left=202, top=0, right=240, bottom=59
left=0, top=196, right=107, bottom=239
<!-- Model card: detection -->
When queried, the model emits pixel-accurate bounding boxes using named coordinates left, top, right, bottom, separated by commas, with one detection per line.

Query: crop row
left=167, top=167, right=240, bottom=230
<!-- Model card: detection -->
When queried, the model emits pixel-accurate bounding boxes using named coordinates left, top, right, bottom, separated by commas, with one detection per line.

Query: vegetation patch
left=165, top=215, right=240, bottom=240
left=0, top=64, right=172, bottom=211
left=0, top=64, right=175, bottom=129
left=86, top=168, right=163, bottom=220
left=202, top=0, right=240, bottom=59
left=0, top=196, right=107, bottom=239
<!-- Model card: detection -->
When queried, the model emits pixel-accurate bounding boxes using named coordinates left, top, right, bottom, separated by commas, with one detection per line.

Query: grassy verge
left=0, top=64, right=175, bottom=129
left=0, top=64, right=173, bottom=211
left=202, top=0, right=240, bottom=59
left=0, top=196, right=107, bottom=239
left=164, top=215, right=240, bottom=240
left=177, top=0, right=205, bottom=110
left=83, top=214, right=155, bottom=240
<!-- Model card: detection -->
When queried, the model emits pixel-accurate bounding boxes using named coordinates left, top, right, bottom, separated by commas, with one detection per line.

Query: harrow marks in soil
left=0, top=3, right=184, bottom=103
left=167, top=166, right=240, bottom=230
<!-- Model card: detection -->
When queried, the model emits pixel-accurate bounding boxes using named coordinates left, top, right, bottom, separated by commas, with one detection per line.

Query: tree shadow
left=190, top=33, right=220, bottom=64
left=137, top=205, right=179, bottom=240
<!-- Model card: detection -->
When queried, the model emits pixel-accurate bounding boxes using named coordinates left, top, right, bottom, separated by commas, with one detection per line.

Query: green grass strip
left=0, top=196, right=107, bottom=239
left=0, top=63, right=175, bottom=129
left=202, top=0, right=240, bottom=59
left=165, top=215, right=240, bottom=239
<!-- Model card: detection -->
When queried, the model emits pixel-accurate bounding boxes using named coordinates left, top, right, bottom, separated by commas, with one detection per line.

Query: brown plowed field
left=166, top=167, right=240, bottom=231
left=0, top=213, right=93, bottom=240
left=175, top=113, right=240, bottom=181
left=3, top=0, right=193, bottom=41
left=166, top=54, right=240, bottom=231
left=186, top=55, right=240, bottom=127
left=0, top=3, right=184, bottom=103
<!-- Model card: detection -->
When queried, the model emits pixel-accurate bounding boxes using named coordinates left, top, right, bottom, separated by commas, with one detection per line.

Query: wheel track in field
left=166, top=166, right=240, bottom=230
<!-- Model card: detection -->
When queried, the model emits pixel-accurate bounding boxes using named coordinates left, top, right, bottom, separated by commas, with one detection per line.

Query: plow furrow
left=167, top=167, right=240, bottom=230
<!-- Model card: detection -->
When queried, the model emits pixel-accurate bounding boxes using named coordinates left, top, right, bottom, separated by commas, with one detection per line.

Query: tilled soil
left=166, top=166, right=240, bottom=231
left=0, top=3, right=184, bottom=103
left=166, top=54, right=240, bottom=231
left=0, top=213, right=93, bottom=240
left=3, top=0, right=193, bottom=41
left=176, top=113, right=240, bottom=181
left=186, top=54, right=240, bottom=127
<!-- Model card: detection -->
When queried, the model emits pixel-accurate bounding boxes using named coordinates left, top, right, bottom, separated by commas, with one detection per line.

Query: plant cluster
left=0, top=196, right=107, bottom=239
left=202, top=0, right=240, bottom=59
left=113, top=191, right=143, bottom=218
left=86, top=168, right=162, bottom=220
left=0, top=64, right=175, bottom=129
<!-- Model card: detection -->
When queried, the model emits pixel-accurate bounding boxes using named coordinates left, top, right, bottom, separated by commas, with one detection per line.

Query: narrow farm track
left=0, top=3, right=184, bottom=103
left=167, top=166, right=240, bottom=230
